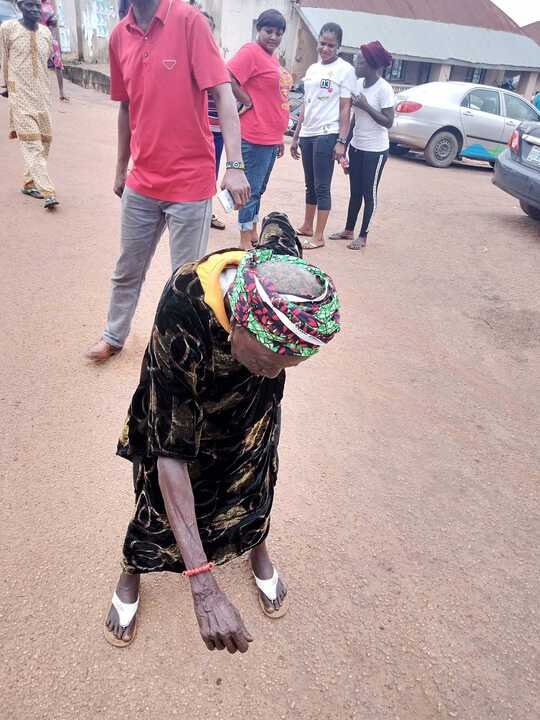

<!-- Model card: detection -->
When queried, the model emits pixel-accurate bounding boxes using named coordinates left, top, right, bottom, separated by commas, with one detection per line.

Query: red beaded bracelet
left=182, top=562, right=215, bottom=578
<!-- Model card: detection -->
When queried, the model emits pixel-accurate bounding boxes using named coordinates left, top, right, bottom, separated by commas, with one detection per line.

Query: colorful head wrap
left=360, top=41, right=393, bottom=69
left=227, top=248, right=341, bottom=357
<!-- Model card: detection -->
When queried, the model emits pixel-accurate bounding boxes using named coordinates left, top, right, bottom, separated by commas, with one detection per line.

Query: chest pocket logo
left=162, top=59, right=177, bottom=70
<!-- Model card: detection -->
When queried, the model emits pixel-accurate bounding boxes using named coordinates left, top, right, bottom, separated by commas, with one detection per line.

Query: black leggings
left=345, top=146, right=388, bottom=236
left=299, top=133, right=338, bottom=211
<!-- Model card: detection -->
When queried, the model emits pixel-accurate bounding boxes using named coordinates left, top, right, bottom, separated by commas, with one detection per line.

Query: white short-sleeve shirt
left=351, top=77, right=395, bottom=152
left=300, top=57, right=356, bottom=138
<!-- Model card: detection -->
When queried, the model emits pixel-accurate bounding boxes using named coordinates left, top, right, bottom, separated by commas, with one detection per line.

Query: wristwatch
left=336, top=138, right=347, bottom=145
left=226, top=160, right=246, bottom=171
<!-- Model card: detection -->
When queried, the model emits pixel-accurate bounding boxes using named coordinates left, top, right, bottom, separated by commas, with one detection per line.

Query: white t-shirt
left=351, top=77, right=395, bottom=152
left=300, top=57, right=356, bottom=138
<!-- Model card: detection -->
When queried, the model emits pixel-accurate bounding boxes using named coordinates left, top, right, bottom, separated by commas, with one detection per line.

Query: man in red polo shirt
left=87, top=0, right=249, bottom=362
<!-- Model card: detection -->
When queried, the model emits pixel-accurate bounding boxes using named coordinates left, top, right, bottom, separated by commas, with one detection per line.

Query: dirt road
left=1, top=80, right=539, bottom=720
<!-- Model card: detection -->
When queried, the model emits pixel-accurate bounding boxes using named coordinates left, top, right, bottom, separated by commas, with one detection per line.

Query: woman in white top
left=290, top=23, right=356, bottom=250
left=330, top=41, right=394, bottom=250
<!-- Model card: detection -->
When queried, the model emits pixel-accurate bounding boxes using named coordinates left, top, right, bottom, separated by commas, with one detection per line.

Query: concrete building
left=56, top=0, right=540, bottom=101
left=56, top=0, right=120, bottom=64
left=287, top=1, right=540, bottom=98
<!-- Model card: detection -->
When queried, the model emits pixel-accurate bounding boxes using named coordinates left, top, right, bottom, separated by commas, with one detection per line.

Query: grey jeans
left=103, top=186, right=211, bottom=348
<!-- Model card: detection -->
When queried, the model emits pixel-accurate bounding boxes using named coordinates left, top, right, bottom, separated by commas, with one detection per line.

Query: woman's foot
left=301, top=235, right=325, bottom=250
left=250, top=543, right=287, bottom=615
left=296, top=226, right=313, bottom=237
left=104, top=572, right=140, bottom=645
left=347, top=235, right=367, bottom=250
left=211, top=214, right=226, bottom=230
left=329, top=229, right=353, bottom=240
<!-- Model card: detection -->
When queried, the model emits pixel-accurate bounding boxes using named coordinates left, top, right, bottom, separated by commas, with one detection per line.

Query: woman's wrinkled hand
left=193, top=587, right=254, bottom=654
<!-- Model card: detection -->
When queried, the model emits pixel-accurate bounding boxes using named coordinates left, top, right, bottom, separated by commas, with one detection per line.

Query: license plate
left=528, top=145, right=540, bottom=165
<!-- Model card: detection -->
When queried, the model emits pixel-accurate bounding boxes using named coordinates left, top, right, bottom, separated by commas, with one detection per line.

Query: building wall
left=290, top=22, right=318, bottom=83
left=60, top=0, right=117, bottom=63
left=215, top=0, right=291, bottom=61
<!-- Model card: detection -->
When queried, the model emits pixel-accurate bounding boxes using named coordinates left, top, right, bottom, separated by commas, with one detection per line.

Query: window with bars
left=96, top=0, right=109, bottom=38
left=384, top=59, right=405, bottom=82
left=465, top=67, right=486, bottom=84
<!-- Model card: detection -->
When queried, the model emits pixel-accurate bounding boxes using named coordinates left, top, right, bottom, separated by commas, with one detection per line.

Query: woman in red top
left=228, top=9, right=292, bottom=249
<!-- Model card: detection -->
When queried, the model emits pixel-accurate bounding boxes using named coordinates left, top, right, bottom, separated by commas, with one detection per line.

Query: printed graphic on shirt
left=280, top=66, right=293, bottom=111
left=162, top=59, right=176, bottom=70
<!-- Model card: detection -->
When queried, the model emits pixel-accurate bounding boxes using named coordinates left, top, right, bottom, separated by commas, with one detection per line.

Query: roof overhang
left=297, top=7, right=540, bottom=72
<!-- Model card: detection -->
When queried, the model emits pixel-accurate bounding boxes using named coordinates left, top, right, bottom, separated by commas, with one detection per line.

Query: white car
left=389, top=81, right=540, bottom=168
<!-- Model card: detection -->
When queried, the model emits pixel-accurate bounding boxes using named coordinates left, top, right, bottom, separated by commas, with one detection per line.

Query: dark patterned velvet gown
left=117, top=250, right=285, bottom=574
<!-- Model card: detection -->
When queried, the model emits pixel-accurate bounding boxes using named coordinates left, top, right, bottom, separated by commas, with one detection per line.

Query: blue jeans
left=238, top=139, right=278, bottom=230
left=212, top=131, right=223, bottom=180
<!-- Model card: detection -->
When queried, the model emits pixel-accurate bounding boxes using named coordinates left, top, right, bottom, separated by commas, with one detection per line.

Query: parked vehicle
left=493, top=121, right=540, bottom=220
left=389, top=82, right=540, bottom=168
left=0, top=0, right=20, bottom=23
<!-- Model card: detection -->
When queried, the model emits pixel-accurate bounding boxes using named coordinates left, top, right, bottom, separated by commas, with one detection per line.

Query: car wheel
left=520, top=200, right=540, bottom=220
left=424, top=131, right=459, bottom=168
left=389, top=143, right=410, bottom=157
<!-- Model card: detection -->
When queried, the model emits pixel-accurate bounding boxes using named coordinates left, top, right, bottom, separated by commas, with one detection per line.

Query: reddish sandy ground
left=1, top=80, right=539, bottom=720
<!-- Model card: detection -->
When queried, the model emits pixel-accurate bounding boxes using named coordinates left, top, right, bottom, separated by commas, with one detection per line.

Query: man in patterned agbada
left=0, top=0, right=59, bottom=208
left=103, top=214, right=342, bottom=653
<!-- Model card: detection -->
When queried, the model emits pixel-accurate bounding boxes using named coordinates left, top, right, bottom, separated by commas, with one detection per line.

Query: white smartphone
left=217, top=189, right=235, bottom=213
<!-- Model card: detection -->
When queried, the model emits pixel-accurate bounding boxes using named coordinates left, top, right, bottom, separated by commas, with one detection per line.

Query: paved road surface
left=1, top=80, right=539, bottom=720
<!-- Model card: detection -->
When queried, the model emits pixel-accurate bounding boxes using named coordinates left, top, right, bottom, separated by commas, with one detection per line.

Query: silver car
left=389, top=81, right=540, bottom=168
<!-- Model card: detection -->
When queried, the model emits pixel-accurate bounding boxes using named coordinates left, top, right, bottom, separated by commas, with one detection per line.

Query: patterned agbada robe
left=118, top=234, right=300, bottom=574
left=1, top=20, right=55, bottom=195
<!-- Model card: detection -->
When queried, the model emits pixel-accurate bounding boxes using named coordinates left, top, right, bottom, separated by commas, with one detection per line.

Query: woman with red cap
left=330, top=41, right=394, bottom=250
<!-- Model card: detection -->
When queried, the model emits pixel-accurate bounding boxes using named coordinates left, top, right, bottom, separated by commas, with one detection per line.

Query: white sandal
left=253, top=567, right=289, bottom=618
left=103, top=591, right=140, bottom=647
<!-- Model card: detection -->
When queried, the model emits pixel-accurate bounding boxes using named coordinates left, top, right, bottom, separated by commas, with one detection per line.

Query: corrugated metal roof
left=299, top=7, right=540, bottom=70
left=301, top=0, right=522, bottom=34
left=523, top=21, right=540, bottom=46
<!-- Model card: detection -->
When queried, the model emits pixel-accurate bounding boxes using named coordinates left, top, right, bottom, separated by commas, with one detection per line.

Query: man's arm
left=113, top=100, right=131, bottom=197
left=157, top=456, right=253, bottom=654
left=209, top=81, right=250, bottom=208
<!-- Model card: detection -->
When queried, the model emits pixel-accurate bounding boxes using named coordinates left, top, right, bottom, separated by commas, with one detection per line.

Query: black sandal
left=21, top=186, right=43, bottom=199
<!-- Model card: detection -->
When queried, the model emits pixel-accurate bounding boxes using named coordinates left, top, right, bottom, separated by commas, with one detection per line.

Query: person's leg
left=336, top=145, right=364, bottom=239
left=101, top=187, right=166, bottom=348
left=350, top=150, right=388, bottom=249
left=165, top=198, right=212, bottom=272
left=105, top=459, right=142, bottom=644
left=213, top=132, right=224, bottom=179
left=238, top=141, right=276, bottom=249
left=298, top=136, right=317, bottom=236
left=210, top=132, right=226, bottom=229
left=251, top=540, right=287, bottom=612
left=252, top=144, right=277, bottom=245
left=18, top=137, right=56, bottom=200
left=307, top=134, right=338, bottom=248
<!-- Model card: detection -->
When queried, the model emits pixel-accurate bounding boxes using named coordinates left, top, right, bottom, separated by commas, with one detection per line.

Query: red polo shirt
left=109, top=0, right=229, bottom=202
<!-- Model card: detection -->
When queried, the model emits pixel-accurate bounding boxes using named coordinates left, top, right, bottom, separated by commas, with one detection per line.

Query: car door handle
left=463, top=110, right=474, bottom=116
left=506, top=120, right=518, bottom=125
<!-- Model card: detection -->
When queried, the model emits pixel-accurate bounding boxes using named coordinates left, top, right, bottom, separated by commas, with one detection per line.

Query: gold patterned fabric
left=1, top=20, right=55, bottom=196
